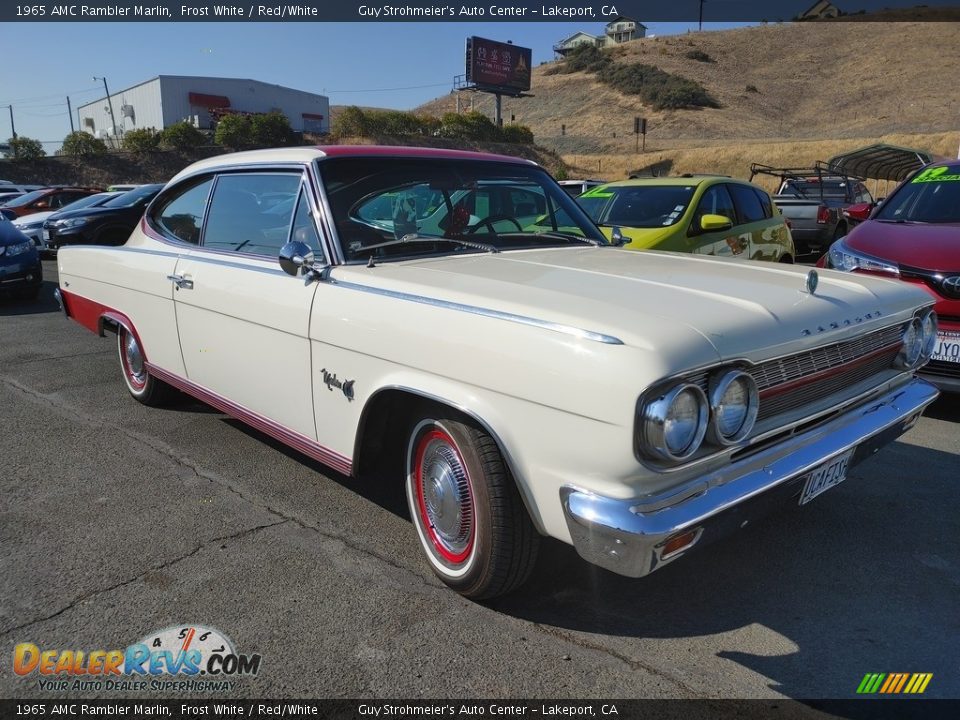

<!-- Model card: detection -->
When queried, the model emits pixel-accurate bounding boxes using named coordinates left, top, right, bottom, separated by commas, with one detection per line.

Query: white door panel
left=173, top=251, right=319, bottom=439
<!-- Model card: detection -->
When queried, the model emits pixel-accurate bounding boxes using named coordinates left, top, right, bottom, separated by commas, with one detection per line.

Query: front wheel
left=405, top=413, right=539, bottom=600
left=117, top=326, right=175, bottom=406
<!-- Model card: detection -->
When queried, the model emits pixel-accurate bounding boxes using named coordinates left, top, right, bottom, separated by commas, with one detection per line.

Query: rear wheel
left=405, top=413, right=539, bottom=600
left=117, top=326, right=175, bottom=406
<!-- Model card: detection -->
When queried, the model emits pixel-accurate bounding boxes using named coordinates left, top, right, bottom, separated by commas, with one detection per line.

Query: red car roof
left=316, top=145, right=537, bottom=165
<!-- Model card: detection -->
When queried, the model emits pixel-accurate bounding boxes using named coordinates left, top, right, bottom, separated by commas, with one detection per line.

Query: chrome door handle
left=167, top=274, right=194, bottom=290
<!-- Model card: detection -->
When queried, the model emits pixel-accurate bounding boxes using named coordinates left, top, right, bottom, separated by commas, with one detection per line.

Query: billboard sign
left=465, top=37, right=532, bottom=94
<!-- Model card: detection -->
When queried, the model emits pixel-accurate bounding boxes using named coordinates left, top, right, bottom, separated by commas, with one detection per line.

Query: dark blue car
left=0, top=215, right=42, bottom=300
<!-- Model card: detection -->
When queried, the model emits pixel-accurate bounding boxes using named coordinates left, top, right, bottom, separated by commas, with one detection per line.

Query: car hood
left=335, top=247, right=928, bottom=363
left=847, top=220, right=960, bottom=272
left=48, top=205, right=130, bottom=222
left=0, top=220, right=31, bottom=246
left=13, top=210, right=54, bottom=226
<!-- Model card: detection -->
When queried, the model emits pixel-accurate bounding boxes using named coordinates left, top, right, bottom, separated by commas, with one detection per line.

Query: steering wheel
left=466, top=215, right=523, bottom=234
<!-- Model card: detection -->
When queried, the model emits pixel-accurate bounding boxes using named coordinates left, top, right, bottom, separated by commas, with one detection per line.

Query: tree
left=122, top=127, right=160, bottom=154
left=214, top=114, right=253, bottom=149
left=158, top=121, right=205, bottom=150
left=251, top=110, right=295, bottom=147
left=61, top=131, right=108, bottom=157
left=331, top=106, right=366, bottom=138
left=5, top=136, right=46, bottom=160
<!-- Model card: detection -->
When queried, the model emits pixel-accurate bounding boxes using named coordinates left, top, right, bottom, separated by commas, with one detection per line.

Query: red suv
left=819, top=161, right=960, bottom=391
left=0, top=187, right=103, bottom=219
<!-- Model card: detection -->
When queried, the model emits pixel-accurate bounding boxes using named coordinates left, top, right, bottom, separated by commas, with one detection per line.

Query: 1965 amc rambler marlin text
left=56, top=147, right=940, bottom=599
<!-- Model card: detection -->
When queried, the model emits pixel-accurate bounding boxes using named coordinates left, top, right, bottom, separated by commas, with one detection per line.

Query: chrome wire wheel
left=409, top=422, right=476, bottom=573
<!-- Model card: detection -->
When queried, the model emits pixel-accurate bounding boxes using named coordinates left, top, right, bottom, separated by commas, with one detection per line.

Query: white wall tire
left=405, top=413, right=539, bottom=600
left=116, top=326, right=175, bottom=406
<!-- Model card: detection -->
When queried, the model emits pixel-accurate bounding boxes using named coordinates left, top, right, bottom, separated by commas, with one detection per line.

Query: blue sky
left=1, top=21, right=749, bottom=149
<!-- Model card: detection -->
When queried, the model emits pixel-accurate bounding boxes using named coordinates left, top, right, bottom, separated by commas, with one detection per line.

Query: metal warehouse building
left=76, top=75, right=329, bottom=141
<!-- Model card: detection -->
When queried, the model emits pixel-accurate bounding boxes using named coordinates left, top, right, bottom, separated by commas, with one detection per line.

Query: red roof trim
left=301, top=112, right=325, bottom=120
left=315, top=145, right=536, bottom=165
left=188, top=92, right=230, bottom=108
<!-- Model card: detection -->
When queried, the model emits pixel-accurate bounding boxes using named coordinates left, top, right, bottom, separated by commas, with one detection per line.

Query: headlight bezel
left=828, top=237, right=899, bottom=276
left=918, top=308, right=938, bottom=365
left=638, top=382, right=709, bottom=463
left=894, top=317, right=925, bottom=370
left=54, top=216, right=91, bottom=229
left=1, top=241, right=34, bottom=258
left=707, top=369, right=760, bottom=446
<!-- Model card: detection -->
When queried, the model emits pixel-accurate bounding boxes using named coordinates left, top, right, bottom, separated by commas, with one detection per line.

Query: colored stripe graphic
left=857, top=673, right=932, bottom=694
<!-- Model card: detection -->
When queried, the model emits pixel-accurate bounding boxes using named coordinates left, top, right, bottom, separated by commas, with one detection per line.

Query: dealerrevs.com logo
left=13, top=625, right=261, bottom=693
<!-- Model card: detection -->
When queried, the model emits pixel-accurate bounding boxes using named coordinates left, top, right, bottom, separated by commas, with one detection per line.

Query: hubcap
left=415, top=430, right=474, bottom=564
left=123, top=332, right=146, bottom=386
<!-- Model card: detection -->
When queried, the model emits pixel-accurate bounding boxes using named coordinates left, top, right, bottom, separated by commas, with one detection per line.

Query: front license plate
left=931, top=331, right=960, bottom=364
left=799, top=449, right=854, bottom=505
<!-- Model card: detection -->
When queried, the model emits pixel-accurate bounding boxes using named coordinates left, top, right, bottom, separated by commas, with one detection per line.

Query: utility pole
left=66, top=96, right=75, bottom=133
left=699, top=0, right=706, bottom=31
left=3, top=105, right=16, bottom=140
left=93, top=76, right=119, bottom=147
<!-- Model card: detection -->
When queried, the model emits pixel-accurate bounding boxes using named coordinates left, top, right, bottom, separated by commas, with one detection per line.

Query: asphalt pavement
left=1, top=260, right=958, bottom=701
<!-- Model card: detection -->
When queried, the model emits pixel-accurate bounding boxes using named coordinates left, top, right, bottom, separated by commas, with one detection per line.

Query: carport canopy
left=827, top=143, right=933, bottom=182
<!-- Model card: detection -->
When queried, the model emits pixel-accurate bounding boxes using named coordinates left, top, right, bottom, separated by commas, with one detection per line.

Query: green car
left=577, top=176, right=796, bottom=263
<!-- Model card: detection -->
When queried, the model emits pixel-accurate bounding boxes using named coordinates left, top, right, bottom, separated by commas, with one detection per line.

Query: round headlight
left=708, top=370, right=759, bottom=445
left=640, top=383, right=708, bottom=462
left=919, top=309, right=938, bottom=361
left=895, top=318, right=924, bottom=370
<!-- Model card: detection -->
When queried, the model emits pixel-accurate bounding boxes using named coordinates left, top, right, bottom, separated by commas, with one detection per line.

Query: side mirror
left=700, top=214, right=733, bottom=232
left=279, top=240, right=316, bottom=277
left=610, top=226, right=627, bottom=246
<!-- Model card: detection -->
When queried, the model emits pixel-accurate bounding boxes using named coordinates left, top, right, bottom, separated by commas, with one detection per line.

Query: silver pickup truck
left=749, top=164, right=875, bottom=257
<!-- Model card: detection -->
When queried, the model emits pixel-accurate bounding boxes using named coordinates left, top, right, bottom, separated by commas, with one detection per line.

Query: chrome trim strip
left=308, top=159, right=345, bottom=265
left=330, top=279, right=624, bottom=345
left=178, top=253, right=289, bottom=277
left=562, top=378, right=939, bottom=578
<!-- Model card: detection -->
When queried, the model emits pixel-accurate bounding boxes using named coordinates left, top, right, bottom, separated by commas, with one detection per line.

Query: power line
left=0, top=85, right=101, bottom=105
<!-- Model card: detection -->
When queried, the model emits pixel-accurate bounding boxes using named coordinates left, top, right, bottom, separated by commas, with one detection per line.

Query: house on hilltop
left=553, top=17, right=646, bottom=56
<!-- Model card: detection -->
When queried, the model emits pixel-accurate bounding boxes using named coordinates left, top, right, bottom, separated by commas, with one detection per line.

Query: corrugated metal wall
left=77, top=75, right=330, bottom=139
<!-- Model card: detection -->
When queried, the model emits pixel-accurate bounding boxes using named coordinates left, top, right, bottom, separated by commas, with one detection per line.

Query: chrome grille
left=750, top=324, right=904, bottom=391
left=685, top=322, right=905, bottom=423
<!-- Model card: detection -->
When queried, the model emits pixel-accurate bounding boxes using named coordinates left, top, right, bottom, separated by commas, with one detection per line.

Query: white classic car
left=56, top=147, right=940, bottom=599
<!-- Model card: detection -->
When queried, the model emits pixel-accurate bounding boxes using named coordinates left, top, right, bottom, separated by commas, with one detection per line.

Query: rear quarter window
left=728, top=184, right=767, bottom=224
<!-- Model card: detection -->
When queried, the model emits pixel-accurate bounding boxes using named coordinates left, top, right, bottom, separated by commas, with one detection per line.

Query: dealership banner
left=3, top=699, right=960, bottom=719
left=2, top=0, right=958, bottom=22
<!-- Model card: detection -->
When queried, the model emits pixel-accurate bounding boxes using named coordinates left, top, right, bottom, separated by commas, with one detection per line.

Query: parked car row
left=51, top=145, right=942, bottom=600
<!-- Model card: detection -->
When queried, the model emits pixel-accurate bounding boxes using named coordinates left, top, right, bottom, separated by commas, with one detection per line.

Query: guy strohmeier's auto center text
left=12, top=3, right=619, bottom=19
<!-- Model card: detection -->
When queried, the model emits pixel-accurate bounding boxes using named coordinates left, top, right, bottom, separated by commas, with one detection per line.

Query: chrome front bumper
left=561, top=378, right=939, bottom=578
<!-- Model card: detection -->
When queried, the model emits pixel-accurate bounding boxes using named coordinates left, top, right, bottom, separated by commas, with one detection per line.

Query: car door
left=688, top=183, right=748, bottom=259
left=171, top=169, right=324, bottom=440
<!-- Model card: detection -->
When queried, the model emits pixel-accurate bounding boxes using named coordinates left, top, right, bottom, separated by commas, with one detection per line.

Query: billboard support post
left=495, top=94, right=502, bottom=127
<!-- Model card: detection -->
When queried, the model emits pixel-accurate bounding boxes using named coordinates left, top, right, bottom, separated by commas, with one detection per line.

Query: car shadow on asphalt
left=0, top=281, right=60, bottom=316
left=486, top=422, right=959, bottom=699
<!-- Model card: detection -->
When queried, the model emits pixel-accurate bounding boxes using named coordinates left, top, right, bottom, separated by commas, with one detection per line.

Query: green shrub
left=158, top=121, right=205, bottom=150
left=5, top=136, right=45, bottom=160
left=122, top=127, right=160, bottom=154
left=500, top=124, right=534, bottom=144
left=214, top=114, right=253, bottom=149
left=553, top=43, right=611, bottom=75
left=62, top=131, right=107, bottom=157
left=684, top=49, right=715, bottom=63
left=745, top=84, right=760, bottom=93
left=251, top=110, right=295, bottom=146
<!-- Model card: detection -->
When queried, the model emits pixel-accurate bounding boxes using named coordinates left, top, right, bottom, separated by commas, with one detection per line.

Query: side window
left=728, top=183, right=767, bottom=224
left=751, top=187, right=774, bottom=219
left=153, top=178, right=213, bottom=245
left=203, top=173, right=302, bottom=256
left=290, top=188, right=324, bottom=260
left=692, top=185, right=736, bottom=231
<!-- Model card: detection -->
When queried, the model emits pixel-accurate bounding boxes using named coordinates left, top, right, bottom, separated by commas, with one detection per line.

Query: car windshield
left=579, top=184, right=696, bottom=228
left=319, top=157, right=607, bottom=263
left=2, top=189, right=49, bottom=208
left=874, top=166, right=960, bottom=224
left=103, top=184, right=163, bottom=208
left=58, top=193, right=114, bottom=213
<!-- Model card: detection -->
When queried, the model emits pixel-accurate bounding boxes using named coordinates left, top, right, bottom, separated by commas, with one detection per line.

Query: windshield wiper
left=504, top=230, right=604, bottom=247
left=359, top=233, right=499, bottom=265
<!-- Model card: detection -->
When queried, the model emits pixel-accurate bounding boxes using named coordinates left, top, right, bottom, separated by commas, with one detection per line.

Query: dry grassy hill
left=417, top=22, right=959, bottom=156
